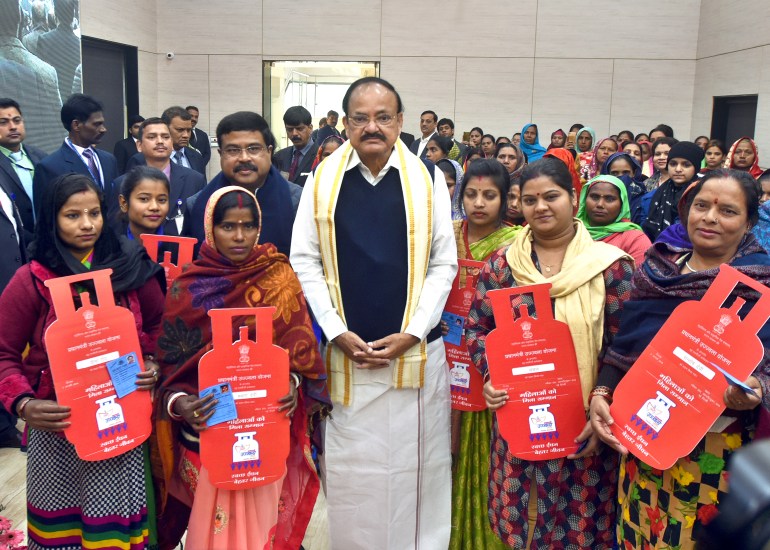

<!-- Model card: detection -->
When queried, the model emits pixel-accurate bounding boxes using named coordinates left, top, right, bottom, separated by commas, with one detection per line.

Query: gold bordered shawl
left=313, top=139, right=434, bottom=405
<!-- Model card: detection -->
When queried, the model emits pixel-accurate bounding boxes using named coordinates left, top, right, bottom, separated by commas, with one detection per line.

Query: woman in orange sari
left=153, top=186, right=330, bottom=549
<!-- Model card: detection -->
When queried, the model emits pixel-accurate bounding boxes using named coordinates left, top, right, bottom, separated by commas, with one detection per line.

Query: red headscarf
left=725, top=136, right=763, bottom=178
left=544, top=147, right=583, bottom=198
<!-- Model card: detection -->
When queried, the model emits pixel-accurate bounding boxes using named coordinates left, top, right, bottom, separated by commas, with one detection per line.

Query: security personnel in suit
left=33, top=94, right=119, bottom=217
left=408, top=110, right=438, bottom=159
left=159, top=105, right=206, bottom=175
left=186, top=105, right=211, bottom=167
left=272, top=105, right=316, bottom=187
left=110, top=117, right=206, bottom=235
left=0, top=97, right=45, bottom=240
left=113, top=114, right=144, bottom=174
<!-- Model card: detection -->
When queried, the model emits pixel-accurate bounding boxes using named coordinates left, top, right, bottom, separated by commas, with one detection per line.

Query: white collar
left=345, top=146, right=401, bottom=184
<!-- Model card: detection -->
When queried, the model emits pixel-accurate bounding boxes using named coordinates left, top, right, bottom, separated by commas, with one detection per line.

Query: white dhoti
left=322, top=339, right=451, bottom=550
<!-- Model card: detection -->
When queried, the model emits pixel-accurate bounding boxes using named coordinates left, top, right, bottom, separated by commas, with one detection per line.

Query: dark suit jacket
left=0, top=189, right=26, bottom=292
left=109, top=161, right=207, bottom=236
left=113, top=137, right=139, bottom=175
left=189, top=128, right=211, bottom=166
left=400, top=132, right=415, bottom=148
left=272, top=140, right=316, bottom=187
left=314, top=126, right=340, bottom=147
left=35, top=27, right=80, bottom=103
left=33, top=142, right=119, bottom=216
left=126, top=148, right=206, bottom=175
left=0, top=143, right=45, bottom=241
left=408, top=131, right=437, bottom=159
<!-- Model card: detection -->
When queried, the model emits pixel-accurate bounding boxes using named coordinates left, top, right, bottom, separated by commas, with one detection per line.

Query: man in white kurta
left=290, top=77, right=457, bottom=549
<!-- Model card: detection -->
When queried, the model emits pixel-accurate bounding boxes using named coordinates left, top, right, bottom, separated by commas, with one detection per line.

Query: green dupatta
left=576, top=174, right=642, bottom=241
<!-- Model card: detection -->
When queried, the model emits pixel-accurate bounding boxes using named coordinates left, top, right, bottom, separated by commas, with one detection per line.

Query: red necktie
left=288, top=149, right=301, bottom=181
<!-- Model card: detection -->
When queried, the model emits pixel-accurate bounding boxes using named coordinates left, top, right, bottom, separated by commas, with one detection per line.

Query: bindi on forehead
left=714, top=198, right=718, bottom=204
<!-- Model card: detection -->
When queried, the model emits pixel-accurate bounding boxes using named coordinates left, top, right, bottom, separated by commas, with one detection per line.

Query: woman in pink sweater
left=577, top=174, right=651, bottom=267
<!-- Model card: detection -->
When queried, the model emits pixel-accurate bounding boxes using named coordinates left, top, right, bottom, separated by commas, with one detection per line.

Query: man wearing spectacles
left=409, top=109, right=439, bottom=159
left=183, top=111, right=300, bottom=257
left=291, top=77, right=456, bottom=549
left=272, top=105, right=315, bottom=187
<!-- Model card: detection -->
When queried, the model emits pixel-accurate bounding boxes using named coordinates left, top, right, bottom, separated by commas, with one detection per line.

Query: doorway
left=263, top=61, right=378, bottom=150
left=81, top=36, right=139, bottom=155
left=711, top=95, right=757, bottom=148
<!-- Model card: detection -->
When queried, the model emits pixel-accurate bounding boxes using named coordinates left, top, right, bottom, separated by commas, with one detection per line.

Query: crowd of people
left=0, top=71, right=768, bottom=550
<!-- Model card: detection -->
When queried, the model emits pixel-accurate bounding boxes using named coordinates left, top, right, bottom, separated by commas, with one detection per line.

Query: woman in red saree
left=153, top=186, right=330, bottom=549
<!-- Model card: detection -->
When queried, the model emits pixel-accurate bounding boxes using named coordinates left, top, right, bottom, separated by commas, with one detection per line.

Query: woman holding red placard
left=465, top=157, right=635, bottom=549
left=590, top=169, right=770, bottom=549
left=153, top=186, right=330, bottom=550
left=449, top=159, right=521, bottom=549
left=0, top=173, right=165, bottom=549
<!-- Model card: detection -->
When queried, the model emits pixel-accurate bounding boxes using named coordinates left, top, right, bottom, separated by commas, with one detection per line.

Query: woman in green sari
left=449, top=159, right=522, bottom=549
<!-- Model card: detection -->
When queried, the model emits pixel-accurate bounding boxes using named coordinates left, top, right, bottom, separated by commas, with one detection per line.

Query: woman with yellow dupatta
left=449, top=159, right=521, bottom=549
left=153, top=187, right=330, bottom=550
left=465, top=158, right=635, bottom=549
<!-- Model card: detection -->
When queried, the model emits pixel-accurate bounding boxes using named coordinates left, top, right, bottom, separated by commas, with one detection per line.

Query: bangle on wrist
left=17, top=396, right=34, bottom=421
left=143, top=354, right=156, bottom=362
left=290, top=372, right=301, bottom=389
left=588, top=386, right=613, bottom=406
left=167, top=392, right=187, bottom=421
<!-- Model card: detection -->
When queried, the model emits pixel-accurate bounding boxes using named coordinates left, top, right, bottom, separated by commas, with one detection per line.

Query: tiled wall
left=80, top=0, right=769, bottom=164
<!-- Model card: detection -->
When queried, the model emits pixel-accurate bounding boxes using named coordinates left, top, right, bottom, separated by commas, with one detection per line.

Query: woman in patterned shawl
left=153, top=186, right=330, bottom=550
left=591, top=169, right=770, bottom=549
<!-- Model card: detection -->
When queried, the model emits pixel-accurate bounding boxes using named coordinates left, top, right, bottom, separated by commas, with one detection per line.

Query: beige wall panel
left=263, top=0, right=381, bottom=57
left=697, top=0, right=770, bottom=59
left=381, top=0, right=537, bottom=58
left=380, top=56, right=457, bottom=137
left=137, top=51, right=159, bottom=117
left=156, top=54, right=210, bottom=121
left=454, top=58, right=535, bottom=140
left=156, top=0, right=262, bottom=55
left=611, top=59, right=696, bottom=140
left=80, top=0, right=158, bottom=52
left=536, top=0, right=699, bottom=60
left=531, top=58, right=613, bottom=140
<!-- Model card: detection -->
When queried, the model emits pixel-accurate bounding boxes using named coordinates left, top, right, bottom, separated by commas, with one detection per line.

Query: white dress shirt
left=416, top=131, right=436, bottom=158
left=291, top=146, right=458, bottom=343
left=66, top=138, right=104, bottom=186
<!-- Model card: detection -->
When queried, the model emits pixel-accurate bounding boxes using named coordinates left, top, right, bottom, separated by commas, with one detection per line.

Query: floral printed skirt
left=617, top=429, right=750, bottom=550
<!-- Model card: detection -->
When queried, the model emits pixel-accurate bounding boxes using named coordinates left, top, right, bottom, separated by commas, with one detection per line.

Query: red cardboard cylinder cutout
left=610, top=265, right=770, bottom=470
left=44, top=269, right=151, bottom=461
left=485, top=283, right=586, bottom=459
left=198, top=307, right=290, bottom=489
left=443, top=259, right=487, bottom=411
left=139, top=234, right=197, bottom=289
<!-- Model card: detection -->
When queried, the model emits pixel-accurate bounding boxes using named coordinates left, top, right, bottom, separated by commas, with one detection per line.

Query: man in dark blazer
left=33, top=94, right=119, bottom=216
left=399, top=131, right=415, bottom=148
left=0, top=97, right=35, bottom=449
left=111, top=117, right=206, bottom=235
left=408, top=110, right=438, bottom=159
left=272, top=105, right=316, bottom=187
left=0, top=97, right=45, bottom=240
left=161, top=105, right=206, bottom=175
left=186, top=105, right=211, bottom=167
left=113, top=114, right=144, bottom=175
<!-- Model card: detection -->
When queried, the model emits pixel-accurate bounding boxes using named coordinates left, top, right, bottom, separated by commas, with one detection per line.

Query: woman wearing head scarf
left=601, top=151, right=648, bottom=221
left=724, top=137, right=763, bottom=178
left=577, top=174, right=652, bottom=266
left=544, top=147, right=582, bottom=197
left=0, top=173, right=165, bottom=548
left=311, top=134, right=345, bottom=170
left=519, top=124, right=547, bottom=163
left=575, top=126, right=596, bottom=154
left=642, top=141, right=705, bottom=240
left=591, top=169, right=770, bottom=549
left=153, top=186, right=330, bottom=549
left=436, top=158, right=465, bottom=220
left=580, top=137, right=618, bottom=183
left=548, top=129, right=567, bottom=150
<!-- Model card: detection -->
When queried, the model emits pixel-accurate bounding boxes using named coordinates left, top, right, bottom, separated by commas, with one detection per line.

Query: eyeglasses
left=220, top=144, right=268, bottom=158
left=346, top=114, right=398, bottom=128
